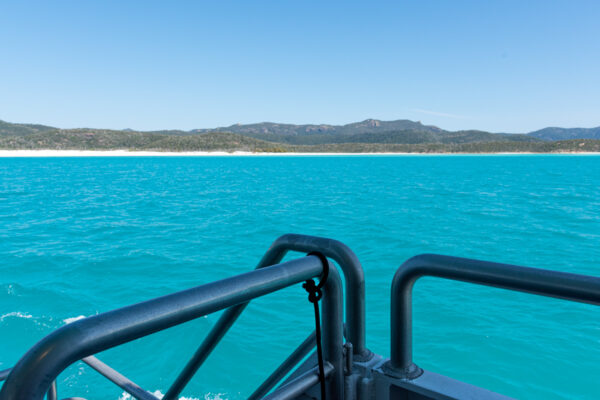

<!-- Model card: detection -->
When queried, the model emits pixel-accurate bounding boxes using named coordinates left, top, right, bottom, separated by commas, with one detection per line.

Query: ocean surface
left=1, top=155, right=599, bottom=399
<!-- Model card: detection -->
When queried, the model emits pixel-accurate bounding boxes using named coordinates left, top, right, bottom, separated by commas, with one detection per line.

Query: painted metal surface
left=248, top=331, right=317, bottom=400
left=0, top=255, right=342, bottom=400
left=385, top=253, right=600, bottom=378
left=2, top=237, right=600, bottom=400
left=263, top=363, right=334, bottom=400
left=82, top=356, right=159, bottom=400
left=166, top=234, right=370, bottom=400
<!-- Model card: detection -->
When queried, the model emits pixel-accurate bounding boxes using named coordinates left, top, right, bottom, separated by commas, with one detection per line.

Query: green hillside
left=239, top=129, right=539, bottom=145
left=0, top=129, right=288, bottom=152
left=0, top=120, right=56, bottom=136
left=528, top=126, right=600, bottom=140
left=192, top=119, right=444, bottom=137
left=0, top=119, right=598, bottom=153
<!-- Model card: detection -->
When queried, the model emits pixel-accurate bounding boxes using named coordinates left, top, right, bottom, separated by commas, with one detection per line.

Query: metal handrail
left=0, top=255, right=344, bottom=400
left=0, top=370, right=57, bottom=400
left=266, top=234, right=368, bottom=358
left=164, top=233, right=369, bottom=399
left=0, top=370, right=10, bottom=382
left=3, top=358, right=153, bottom=400
left=262, top=363, right=334, bottom=400
left=82, top=356, right=159, bottom=400
left=248, top=331, right=317, bottom=399
left=384, top=254, right=600, bottom=379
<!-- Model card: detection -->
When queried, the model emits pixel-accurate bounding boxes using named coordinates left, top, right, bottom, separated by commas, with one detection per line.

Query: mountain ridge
left=0, top=118, right=599, bottom=152
left=527, top=126, right=600, bottom=141
left=3, top=117, right=599, bottom=141
left=191, top=119, right=445, bottom=136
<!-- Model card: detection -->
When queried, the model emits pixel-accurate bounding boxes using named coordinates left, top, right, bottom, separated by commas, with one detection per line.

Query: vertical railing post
left=165, top=234, right=370, bottom=400
left=384, top=253, right=600, bottom=379
left=0, top=256, right=325, bottom=400
left=46, top=381, right=57, bottom=400
left=321, top=262, right=344, bottom=399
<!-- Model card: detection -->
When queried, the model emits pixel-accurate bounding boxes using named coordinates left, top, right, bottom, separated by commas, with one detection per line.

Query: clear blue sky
left=1, top=1, right=599, bottom=133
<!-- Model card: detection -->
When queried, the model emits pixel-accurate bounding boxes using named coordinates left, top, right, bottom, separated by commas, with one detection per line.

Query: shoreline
left=1, top=149, right=600, bottom=157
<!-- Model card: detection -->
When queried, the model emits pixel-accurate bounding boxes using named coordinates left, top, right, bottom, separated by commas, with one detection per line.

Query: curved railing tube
left=0, top=369, right=10, bottom=382
left=0, top=256, right=336, bottom=400
left=165, top=234, right=368, bottom=399
left=386, top=253, right=600, bottom=379
left=320, top=261, right=344, bottom=399
left=264, top=234, right=367, bottom=358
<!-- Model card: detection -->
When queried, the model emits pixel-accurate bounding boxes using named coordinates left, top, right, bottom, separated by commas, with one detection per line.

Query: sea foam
left=118, top=390, right=226, bottom=400
left=0, top=311, right=33, bottom=321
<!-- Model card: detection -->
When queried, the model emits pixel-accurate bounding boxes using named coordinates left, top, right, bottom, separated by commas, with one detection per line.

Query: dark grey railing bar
left=386, top=254, right=600, bottom=379
left=262, top=362, right=334, bottom=400
left=0, top=368, right=9, bottom=382
left=248, top=331, right=316, bottom=400
left=0, top=256, right=325, bottom=400
left=267, top=234, right=367, bottom=357
left=319, top=261, right=344, bottom=398
left=82, top=356, right=159, bottom=400
left=252, top=260, right=343, bottom=399
left=165, top=234, right=367, bottom=400
left=1, top=369, right=57, bottom=400
left=47, top=381, right=57, bottom=400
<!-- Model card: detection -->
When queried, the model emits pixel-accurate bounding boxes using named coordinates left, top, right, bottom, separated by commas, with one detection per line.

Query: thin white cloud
left=411, top=108, right=470, bottom=120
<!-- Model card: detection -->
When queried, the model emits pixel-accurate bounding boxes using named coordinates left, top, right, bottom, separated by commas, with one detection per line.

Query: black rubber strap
left=303, top=252, right=329, bottom=400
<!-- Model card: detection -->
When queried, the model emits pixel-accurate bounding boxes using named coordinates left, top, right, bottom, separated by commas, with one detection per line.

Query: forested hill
left=0, top=128, right=287, bottom=152
left=192, top=119, right=444, bottom=136
left=0, top=118, right=599, bottom=153
left=527, top=126, right=600, bottom=141
left=0, top=120, right=56, bottom=136
left=192, top=119, right=537, bottom=144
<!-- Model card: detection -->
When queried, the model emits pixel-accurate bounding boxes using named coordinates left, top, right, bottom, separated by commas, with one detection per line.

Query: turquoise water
left=1, top=155, right=599, bottom=399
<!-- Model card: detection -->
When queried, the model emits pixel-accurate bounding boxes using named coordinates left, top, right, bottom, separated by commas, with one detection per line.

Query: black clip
left=303, top=252, right=329, bottom=303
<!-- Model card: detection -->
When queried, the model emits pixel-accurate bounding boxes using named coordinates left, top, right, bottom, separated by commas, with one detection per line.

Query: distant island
left=1, top=118, right=599, bottom=153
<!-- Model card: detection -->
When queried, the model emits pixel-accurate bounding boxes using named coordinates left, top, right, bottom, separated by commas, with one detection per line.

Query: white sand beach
left=0, top=150, right=599, bottom=157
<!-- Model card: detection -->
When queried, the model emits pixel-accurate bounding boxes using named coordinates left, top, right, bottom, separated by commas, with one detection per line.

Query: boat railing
left=165, top=233, right=371, bottom=400
left=0, top=246, right=345, bottom=400
left=3, top=236, right=600, bottom=399
left=383, top=253, right=600, bottom=380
